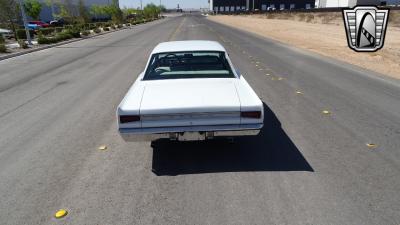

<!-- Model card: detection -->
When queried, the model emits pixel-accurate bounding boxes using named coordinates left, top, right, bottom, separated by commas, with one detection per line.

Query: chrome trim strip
left=119, top=123, right=263, bottom=142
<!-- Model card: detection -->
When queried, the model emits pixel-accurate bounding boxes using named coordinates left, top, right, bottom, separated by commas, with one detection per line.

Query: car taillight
left=241, top=111, right=261, bottom=119
left=119, top=115, right=140, bottom=123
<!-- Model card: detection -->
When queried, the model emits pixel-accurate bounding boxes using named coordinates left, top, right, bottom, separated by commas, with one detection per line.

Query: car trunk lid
left=139, top=78, right=241, bottom=127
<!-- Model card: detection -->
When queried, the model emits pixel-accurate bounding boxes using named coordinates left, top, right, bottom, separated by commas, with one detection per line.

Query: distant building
left=315, top=0, right=379, bottom=7
left=210, top=0, right=315, bottom=12
left=37, top=0, right=113, bottom=22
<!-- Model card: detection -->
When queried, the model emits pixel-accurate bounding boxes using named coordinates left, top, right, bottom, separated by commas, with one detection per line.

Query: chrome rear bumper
left=119, top=124, right=263, bottom=142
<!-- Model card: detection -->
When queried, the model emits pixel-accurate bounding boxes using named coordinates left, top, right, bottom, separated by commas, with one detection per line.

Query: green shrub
left=55, top=27, right=63, bottom=33
left=38, top=31, right=74, bottom=44
left=55, top=32, right=73, bottom=41
left=110, top=25, right=116, bottom=30
left=0, top=35, right=4, bottom=44
left=38, top=28, right=55, bottom=36
left=65, top=28, right=81, bottom=38
left=117, top=24, right=122, bottom=28
left=16, top=29, right=35, bottom=40
left=0, top=43, right=7, bottom=53
left=81, top=30, right=90, bottom=36
left=18, top=39, right=28, bottom=49
left=103, top=27, right=110, bottom=31
left=93, top=28, right=101, bottom=33
left=38, top=34, right=52, bottom=44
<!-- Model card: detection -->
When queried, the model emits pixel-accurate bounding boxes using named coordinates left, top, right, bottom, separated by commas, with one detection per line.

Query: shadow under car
left=151, top=103, right=313, bottom=176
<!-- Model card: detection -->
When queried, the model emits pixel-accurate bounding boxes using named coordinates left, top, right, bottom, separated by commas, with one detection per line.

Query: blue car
left=27, top=23, right=41, bottom=30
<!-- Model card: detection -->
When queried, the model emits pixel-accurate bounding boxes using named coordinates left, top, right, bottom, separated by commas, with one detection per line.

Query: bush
left=16, top=29, right=35, bottom=40
left=0, top=43, right=7, bottom=53
left=38, top=35, right=52, bottom=44
left=38, top=31, right=74, bottom=44
left=65, top=27, right=81, bottom=38
left=18, top=39, right=28, bottom=49
left=103, top=27, right=110, bottom=31
left=117, top=24, right=122, bottom=28
left=81, top=30, right=90, bottom=36
left=39, top=28, right=55, bottom=36
left=93, top=28, right=101, bottom=33
left=55, top=32, right=73, bottom=41
left=55, top=27, right=64, bottom=33
left=0, top=35, right=4, bottom=44
left=110, top=25, right=116, bottom=30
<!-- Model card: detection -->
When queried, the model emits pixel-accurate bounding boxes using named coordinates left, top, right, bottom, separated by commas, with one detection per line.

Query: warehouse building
left=315, top=0, right=379, bottom=7
left=210, top=0, right=316, bottom=12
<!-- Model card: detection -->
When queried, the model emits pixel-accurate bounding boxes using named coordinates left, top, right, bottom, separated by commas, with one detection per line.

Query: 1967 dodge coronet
left=117, top=40, right=263, bottom=141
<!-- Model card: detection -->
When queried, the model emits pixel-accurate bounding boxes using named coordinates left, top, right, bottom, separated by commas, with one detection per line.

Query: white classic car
left=117, top=40, right=263, bottom=141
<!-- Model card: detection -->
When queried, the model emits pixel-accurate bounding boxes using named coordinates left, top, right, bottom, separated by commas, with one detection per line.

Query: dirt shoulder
left=208, top=13, right=400, bottom=79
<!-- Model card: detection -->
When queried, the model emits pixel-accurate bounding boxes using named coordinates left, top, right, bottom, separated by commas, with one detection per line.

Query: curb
left=0, top=23, right=152, bottom=61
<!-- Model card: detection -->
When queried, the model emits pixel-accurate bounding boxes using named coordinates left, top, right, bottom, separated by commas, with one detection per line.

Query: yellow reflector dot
left=322, top=110, right=331, bottom=115
left=296, top=91, right=302, bottom=94
left=278, top=77, right=283, bottom=80
left=366, top=143, right=377, bottom=148
left=265, top=73, right=270, bottom=76
left=55, top=209, right=68, bottom=219
left=98, top=145, right=107, bottom=150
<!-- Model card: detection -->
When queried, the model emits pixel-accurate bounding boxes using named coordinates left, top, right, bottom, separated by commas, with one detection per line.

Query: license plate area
left=178, top=132, right=206, bottom=141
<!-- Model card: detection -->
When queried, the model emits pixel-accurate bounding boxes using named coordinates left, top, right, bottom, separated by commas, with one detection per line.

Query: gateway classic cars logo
left=343, top=6, right=390, bottom=52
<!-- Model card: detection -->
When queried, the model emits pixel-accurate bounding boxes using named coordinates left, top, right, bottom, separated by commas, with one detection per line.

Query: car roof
left=151, top=41, right=226, bottom=54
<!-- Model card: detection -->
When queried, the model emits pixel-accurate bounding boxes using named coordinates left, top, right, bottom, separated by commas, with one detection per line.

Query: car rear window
left=143, top=51, right=235, bottom=80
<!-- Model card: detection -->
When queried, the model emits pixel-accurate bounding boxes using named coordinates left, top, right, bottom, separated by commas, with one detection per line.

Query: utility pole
left=140, top=0, right=142, bottom=10
left=252, top=0, right=254, bottom=11
left=17, top=0, right=32, bottom=45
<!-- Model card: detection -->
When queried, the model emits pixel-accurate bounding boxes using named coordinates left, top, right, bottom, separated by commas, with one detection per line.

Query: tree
left=23, top=0, right=42, bottom=20
left=0, top=0, right=21, bottom=40
left=143, top=3, right=161, bottom=19
left=109, top=0, right=123, bottom=23
left=78, top=0, right=89, bottom=23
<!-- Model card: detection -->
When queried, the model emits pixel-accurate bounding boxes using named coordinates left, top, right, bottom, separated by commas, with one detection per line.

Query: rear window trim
left=143, top=50, right=235, bottom=81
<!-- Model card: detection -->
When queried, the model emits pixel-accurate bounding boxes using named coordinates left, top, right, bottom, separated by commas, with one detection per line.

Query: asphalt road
left=0, top=14, right=400, bottom=225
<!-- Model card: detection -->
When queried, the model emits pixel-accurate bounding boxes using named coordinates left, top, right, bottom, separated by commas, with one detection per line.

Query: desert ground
left=208, top=11, right=400, bottom=79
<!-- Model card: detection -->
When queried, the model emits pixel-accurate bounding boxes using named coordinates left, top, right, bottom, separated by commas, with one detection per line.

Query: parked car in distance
left=27, top=23, right=41, bottom=30
left=50, top=18, right=65, bottom=27
left=0, top=28, right=13, bottom=39
left=117, top=40, right=264, bottom=142
left=28, top=21, right=50, bottom=28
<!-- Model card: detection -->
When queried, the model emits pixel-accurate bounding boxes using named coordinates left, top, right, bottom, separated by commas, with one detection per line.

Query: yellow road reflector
left=259, top=68, right=263, bottom=71
left=55, top=209, right=68, bottom=219
left=98, top=145, right=107, bottom=150
left=255, top=64, right=259, bottom=67
left=296, top=91, right=303, bottom=94
left=256, top=61, right=260, bottom=64
left=322, top=110, right=331, bottom=115
left=366, top=143, right=377, bottom=148
left=265, top=73, right=270, bottom=76
left=278, top=77, right=283, bottom=80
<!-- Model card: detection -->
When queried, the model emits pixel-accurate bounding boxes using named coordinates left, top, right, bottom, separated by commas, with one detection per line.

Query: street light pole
left=17, top=0, right=32, bottom=45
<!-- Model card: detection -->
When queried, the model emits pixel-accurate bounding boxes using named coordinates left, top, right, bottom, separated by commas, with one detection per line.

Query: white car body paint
left=117, top=41, right=263, bottom=141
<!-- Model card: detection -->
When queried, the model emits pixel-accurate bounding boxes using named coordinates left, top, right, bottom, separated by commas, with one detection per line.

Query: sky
left=119, top=0, right=210, bottom=9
